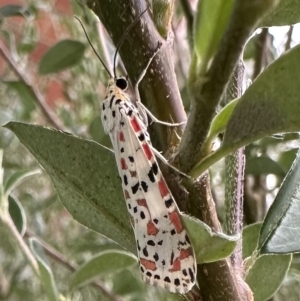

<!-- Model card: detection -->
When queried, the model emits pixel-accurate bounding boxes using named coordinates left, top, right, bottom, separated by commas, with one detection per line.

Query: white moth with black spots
left=101, top=76, right=196, bottom=294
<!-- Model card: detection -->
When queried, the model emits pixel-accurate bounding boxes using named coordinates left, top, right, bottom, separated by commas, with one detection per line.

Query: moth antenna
left=113, top=7, right=149, bottom=78
left=74, top=16, right=112, bottom=78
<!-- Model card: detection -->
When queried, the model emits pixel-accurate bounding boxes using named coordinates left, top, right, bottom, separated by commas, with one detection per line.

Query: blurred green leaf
left=88, top=116, right=110, bottom=146
left=112, top=269, right=144, bottom=295
left=261, top=0, right=300, bottom=26
left=278, top=148, right=298, bottom=172
left=39, top=40, right=86, bottom=74
left=183, top=215, right=239, bottom=263
left=245, top=156, right=286, bottom=177
left=242, top=223, right=261, bottom=259
left=259, top=147, right=300, bottom=254
left=29, top=238, right=58, bottom=301
left=0, top=5, right=31, bottom=18
left=3, top=81, right=36, bottom=119
left=5, top=122, right=135, bottom=253
left=71, top=250, right=137, bottom=290
left=8, top=195, right=26, bottom=236
left=4, top=169, right=41, bottom=198
left=193, top=0, right=234, bottom=72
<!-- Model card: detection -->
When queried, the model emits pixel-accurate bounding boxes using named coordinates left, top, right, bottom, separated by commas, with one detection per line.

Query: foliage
left=1, top=0, right=300, bottom=300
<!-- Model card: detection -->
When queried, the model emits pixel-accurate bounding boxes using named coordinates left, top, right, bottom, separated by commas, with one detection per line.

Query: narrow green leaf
left=70, top=250, right=137, bottom=290
left=206, top=98, right=239, bottom=142
left=39, top=40, right=85, bottom=74
left=4, top=169, right=41, bottom=198
left=261, top=0, right=300, bottom=26
left=245, top=157, right=286, bottom=177
left=245, top=254, right=291, bottom=301
left=183, top=215, right=239, bottom=263
left=8, top=195, right=26, bottom=236
left=259, top=147, right=300, bottom=254
left=190, top=44, right=300, bottom=178
left=5, top=122, right=135, bottom=253
left=29, top=238, right=58, bottom=301
left=193, top=0, right=235, bottom=72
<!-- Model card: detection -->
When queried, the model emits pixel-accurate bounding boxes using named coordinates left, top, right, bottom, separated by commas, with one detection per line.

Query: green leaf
left=206, top=98, right=239, bottom=142
left=183, top=215, right=239, bottom=263
left=223, top=44, right=300, bottom=153
left=245, top=253, right=291, bottom=301
left=0, top=5, right=31, bottom=18
left=190, top=44, right=300, bottom=178
left=259, top=147, right=300, bottom=254
left=245, top=156, right=286, bottom=177
left=243, top=223, right=292, bottom=301
left=5, top=122, right=135, bottom=253
left=242, top=223, right=262, bottom=259
left=4, top=169, right=41, bottom=198
left=112, top=269, right=144, bottom=295
left=29, top=238, right=58, bottom=301
left=193, top=0, right=235, bottom=73
left=278, top=148, right=298, bottom=173
left=261, top=0, right=300, bottom=26
left=8, top=195, right=26, bottom=236
left=39, top=40, right=85, bottom=74
left=70, top=250, right=137, bottom=290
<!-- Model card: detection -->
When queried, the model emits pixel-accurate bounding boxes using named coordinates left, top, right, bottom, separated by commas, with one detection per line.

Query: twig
left=285, top=25, right=294, bottom=52
left=0, top=39, right=65, bottom=131
left=253, top=28, right=269, bottom=79
left=25, top=229, right=125, bottom=301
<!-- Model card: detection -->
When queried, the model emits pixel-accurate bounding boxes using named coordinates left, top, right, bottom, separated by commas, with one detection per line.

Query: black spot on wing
left=128, top=156, right=134, bottom=163
left=147, top=240, right=155, bottom=246
left=140, top=211, right=145, bottom=219
left=141, top=181, right=148, bottom=192
left=120, top=147, right=124, bottom=153
left=171, top=229, right=176, bottom=235
left=152, top=162, right=158, bottom=175
left=146, top=271, right=152, bottom=277
left=148, top=169, right=155, bottom=183
left=154, top=274, right=160, bottom=280
left=165, top=198, right=173, bottom=208
left=164, top=276, right=171, bottom=283
left=170, top=251, right=174, bottom=265
left=153, top=253, right=159, bottom=261
left=112, top=110, right=116, bottom=117
left=158, top=240, right=163, bottom=246
left=189, top=268, right=195, bottom=283
left=174, top=279, right=180, bottom=286
left=138, top=133, right=145, bottom=141
left=143, top=247, right=148, bottom=257
left=153, top=218, right=158, bottom=224
left=133, top=207, right=137, bottom=213
left=182, top=269, right=187, bottom=276
left=132, top=182, right=139, bottom=194
left=115, top=98, right=122, bottom=105
left=123, top=175, right=128, bottom=186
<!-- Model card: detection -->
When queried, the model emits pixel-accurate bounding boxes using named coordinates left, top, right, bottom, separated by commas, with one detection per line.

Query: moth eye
left=116, top=78, right=128, bottom=90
